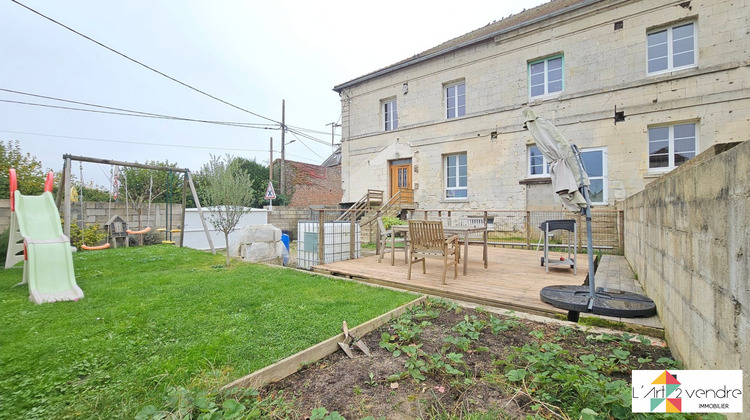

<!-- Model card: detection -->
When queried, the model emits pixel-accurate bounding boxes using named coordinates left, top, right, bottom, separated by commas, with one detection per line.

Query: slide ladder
left=5, top=169, right=83, bottom=304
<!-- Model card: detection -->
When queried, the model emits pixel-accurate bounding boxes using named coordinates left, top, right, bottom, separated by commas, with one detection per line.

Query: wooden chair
left=407, top=220, right=459, bottom=284
left=377, top=217, right=408, bottom=265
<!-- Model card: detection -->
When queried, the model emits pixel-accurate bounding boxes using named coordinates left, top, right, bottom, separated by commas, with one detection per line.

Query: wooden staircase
left=338, top=188, right=416, bottom=243
left=359, top=188, right=415, bottom=243
left=337, top=189, right=384, bottom=222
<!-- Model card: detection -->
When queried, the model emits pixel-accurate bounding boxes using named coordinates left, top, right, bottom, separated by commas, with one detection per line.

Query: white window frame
left=445, top=82, right=466, bottom=119
left=647, top=122, right=698, bottom=171
left=528, top=55, right=564, bottom=99
left=580, top=147, right=608, bottom=205
left=383, top=98, right=398, bottom=131
left=527, top=145, right=550, bottom=177
left=444, top=153, right=467, bottom=200
left=647, top=22, right=697, bottom=75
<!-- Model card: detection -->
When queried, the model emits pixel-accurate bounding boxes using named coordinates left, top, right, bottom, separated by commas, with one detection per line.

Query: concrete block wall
left=0, top=200, right=183, bottom=235
left=0, top=199, right=10, bottom=233
left=70, top=202, right=183, bottom=232
left=266, top=206, right=316, bottom=240
left=624, top=140, right=749, bottom=414
left=338, top=0, right=750, bottom=211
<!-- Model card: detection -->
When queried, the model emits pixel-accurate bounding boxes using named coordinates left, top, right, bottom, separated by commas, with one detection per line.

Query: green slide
left=13, top=191, right=83, bottom=304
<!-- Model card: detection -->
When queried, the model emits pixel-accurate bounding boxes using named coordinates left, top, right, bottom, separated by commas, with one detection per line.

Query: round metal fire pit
left=540, top=285, right=657, bottom=318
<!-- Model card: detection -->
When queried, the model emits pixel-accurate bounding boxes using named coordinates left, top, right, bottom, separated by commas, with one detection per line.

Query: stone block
left=240, top=224, right=281, bottom=243
left=241, top=242, right=274, bottom=262
left=713, top=289, right=739, bottom=340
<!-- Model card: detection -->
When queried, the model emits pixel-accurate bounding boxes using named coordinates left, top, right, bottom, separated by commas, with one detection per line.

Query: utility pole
left=280, top=99, right=286, bottom=196
left=326, top=122, right=341, bottom=148
left=269, top=137, right=273, bottom=181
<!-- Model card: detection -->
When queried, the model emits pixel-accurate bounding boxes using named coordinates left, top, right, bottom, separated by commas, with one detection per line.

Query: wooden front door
left=389, top=159, right=412, bottom=203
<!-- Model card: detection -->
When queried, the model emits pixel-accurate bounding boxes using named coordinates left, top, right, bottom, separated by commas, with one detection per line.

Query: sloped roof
left=321, top=146, right=341, bottom=167
left=333, top=0, right=595, bottom=92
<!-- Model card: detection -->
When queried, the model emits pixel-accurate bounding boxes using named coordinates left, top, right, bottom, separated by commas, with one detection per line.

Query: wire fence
left=406, top=209, right=624, bottom=255
left=295, top=208, right=624, bottom=269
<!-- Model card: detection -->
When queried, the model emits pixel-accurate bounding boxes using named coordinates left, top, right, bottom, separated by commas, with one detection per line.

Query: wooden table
left=392, top=224, right=488, bottom=275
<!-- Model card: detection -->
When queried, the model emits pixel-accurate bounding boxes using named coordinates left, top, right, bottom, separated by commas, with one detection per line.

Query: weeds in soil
left=210, top=298, right=687, bottom=419
left=579, top=316, right=627, bottom=329
left=378, top=298, right=687, bottom=419
left=365, top=372, right=378, bottom=387
left=136, top=386, right=297, bottom=420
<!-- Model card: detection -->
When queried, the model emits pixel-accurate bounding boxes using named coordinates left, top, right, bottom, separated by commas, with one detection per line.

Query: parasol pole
left=571, top=144, right=596, bottom=309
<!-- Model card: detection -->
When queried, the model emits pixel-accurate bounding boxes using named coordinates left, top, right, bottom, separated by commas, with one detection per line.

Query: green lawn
left=0, top=245, right=417, bottom=419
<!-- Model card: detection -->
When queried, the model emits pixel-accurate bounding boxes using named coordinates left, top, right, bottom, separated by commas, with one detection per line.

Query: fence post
left=375, top=210, right=382, bottom=255
left=318, top=210, right=325, bottom=266
left=525, top=211, right=531, bottom=250
left=350, top=211, right=356, bottom=260
left=618, top=210, right=625, bottom=255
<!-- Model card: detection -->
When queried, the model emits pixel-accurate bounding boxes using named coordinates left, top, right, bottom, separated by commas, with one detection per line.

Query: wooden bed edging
left=220, top=295, right=427, bottom=391
left=314, top=269, right=665, bottom=339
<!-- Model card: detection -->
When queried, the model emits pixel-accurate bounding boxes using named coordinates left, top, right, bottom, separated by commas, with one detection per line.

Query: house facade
left=333, top=0, right=749, bottom=211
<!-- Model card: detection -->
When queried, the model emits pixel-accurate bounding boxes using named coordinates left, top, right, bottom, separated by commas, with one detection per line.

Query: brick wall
left=274, top=160, right=342, bottom=207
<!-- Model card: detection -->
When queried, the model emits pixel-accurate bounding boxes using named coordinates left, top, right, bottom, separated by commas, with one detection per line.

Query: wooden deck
left=313, top=246, right=663, bottom=336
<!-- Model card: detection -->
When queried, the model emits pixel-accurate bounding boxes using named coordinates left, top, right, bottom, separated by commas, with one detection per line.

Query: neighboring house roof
left=333, top=0, right=594, bottom=93
left=321, top=146, right=341, bottom=167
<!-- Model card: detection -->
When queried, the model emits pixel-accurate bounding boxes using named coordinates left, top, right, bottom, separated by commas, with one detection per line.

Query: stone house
left=333, top=0, right=749, bottom=211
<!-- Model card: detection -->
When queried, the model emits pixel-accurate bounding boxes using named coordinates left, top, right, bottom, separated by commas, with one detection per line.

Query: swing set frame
left=58, top=154, right=216, bottom=254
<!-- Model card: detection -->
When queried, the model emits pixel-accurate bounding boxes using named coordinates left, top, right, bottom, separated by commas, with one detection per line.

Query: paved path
left=594, top=255, right=662, bottom=330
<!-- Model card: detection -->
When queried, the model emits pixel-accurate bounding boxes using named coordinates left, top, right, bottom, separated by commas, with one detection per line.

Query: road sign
left=264, top=181, right=277, bottom=200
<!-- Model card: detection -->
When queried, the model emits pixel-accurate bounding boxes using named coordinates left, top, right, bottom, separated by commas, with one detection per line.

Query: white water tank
left=297, top=220, right=361, bottom=270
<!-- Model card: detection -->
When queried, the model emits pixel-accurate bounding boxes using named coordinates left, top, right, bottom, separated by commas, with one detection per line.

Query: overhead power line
left=285, top=127, right=333, bottom=146
left=0, top=129, right=309, bottom=161
left=0, top=88, right=278, bottom=129
left=11, top=0, right=281, bottom=125
left=0, top=88, right=337, bottom=139
left=0, top=100, right=278, bottom=130
left=288, top=131, right=325, bottom=160
left=286, top=124, right=340, bottom=137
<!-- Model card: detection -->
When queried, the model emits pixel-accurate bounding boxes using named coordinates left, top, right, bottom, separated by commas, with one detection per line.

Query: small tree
left=119, top=161, right=181, bottom=229
left=0, top=140, right=45, bottom=198
left=202, top=155, right=254, bottom=266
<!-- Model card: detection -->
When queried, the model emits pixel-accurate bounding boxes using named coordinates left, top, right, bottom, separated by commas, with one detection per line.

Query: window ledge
left=440, top=199, right=469, bottom=203
left=529, top=92, right=562, bottom=102
left=647, top=64, right=698, bottom=78
left=644, top=170, right=672, bottom=179
left=519, top=177, right=552, bottom=185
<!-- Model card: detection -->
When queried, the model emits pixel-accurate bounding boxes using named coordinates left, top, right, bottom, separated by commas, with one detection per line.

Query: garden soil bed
left=260, top=299, right=674, bottom=419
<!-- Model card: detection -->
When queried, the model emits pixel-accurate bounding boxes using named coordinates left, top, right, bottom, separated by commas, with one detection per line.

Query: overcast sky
left=1, top=0, right=547, bottom=188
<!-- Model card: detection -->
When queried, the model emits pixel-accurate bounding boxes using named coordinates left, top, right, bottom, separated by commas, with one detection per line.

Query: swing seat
left=161, top=241, right=175, bottom=245
left=81, top=243, right=111, bottom=251
left=126, top=227, right=151, bottom=235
